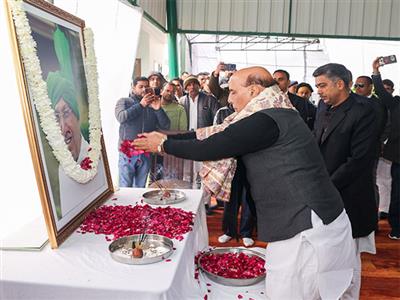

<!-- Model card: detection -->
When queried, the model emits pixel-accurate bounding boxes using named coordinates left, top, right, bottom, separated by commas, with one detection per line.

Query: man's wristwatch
left=157, top=136, right=168, bottom=153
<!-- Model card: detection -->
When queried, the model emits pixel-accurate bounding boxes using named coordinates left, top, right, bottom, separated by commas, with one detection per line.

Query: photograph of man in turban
left=22, top=11, right=109, bottom=226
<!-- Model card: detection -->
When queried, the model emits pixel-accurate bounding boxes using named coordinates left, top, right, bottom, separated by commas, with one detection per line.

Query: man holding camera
left=115, top=76, right=170, bottom=188
left=209, top=62, right=236, bottom=107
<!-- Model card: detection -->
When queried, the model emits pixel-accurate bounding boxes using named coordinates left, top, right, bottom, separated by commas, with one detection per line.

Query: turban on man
left=46, top=71, right=80, bottom=120
left=46, top=25, right=79, bottom=119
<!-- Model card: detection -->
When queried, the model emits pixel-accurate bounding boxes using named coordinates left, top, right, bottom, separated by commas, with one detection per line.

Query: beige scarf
left=195, top=84, right=294, bottom=201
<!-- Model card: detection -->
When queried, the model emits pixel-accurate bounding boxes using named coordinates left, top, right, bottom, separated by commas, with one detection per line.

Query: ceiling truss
left=185, top=34, right=322, bottom=52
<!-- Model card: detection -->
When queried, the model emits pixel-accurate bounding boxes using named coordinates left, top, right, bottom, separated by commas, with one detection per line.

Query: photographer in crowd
left=115, top=76, right=170, bottom=188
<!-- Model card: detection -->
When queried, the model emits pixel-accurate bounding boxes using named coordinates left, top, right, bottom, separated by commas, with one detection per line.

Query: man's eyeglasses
left=55, top=107, right=73, bottom=123
left=354, top=83, right=365, bottom=88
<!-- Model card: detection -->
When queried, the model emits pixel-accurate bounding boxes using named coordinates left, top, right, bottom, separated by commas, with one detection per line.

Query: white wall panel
left=377, top=1, right=400, bottom=37
left=269, top=0, right=289, bottom=33
left=292, top=0, right=311, bottom=34
left=244, top=0, right=259, bottom=32
left=205, top=0, right=219, bottom=31
left=193, top=0, right=206, bottom=30
left=137, top=0, right=166, bottom=29
left=256, top=0, right=273, bottom=33
left=348, top=0, right=364, bottom=36
left=231, top=0, right=245, bottom=32
left=335, top=1, right=351, bottom=36
left=389, top=0, right=400, bottom=38
left=176, top=0, right=399, bottom=40
left=363, top=1, right=379, bottom=36
left=308, top=1, right=325, bottom=35
left=218, top=0, right=233, bottom=31
left=322, top=0, right=339, bottom=35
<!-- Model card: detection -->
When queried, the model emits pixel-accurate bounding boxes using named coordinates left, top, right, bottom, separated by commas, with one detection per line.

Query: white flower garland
left=9, top=0, right=102, bottom=183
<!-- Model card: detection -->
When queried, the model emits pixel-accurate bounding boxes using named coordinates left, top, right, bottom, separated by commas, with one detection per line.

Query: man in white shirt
left=179, top=76, right=219, bottom=214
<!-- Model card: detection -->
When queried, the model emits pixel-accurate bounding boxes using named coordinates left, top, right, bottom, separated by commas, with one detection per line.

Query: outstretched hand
left=372, top=57, right=381, bottom=73
left=214, top=62, right=225, bottom=77
left=133, top=132, right=166, bottom=153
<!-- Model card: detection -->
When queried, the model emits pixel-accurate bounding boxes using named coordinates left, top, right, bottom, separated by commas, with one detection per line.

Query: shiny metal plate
left=198, top=247, right=266, bottom=286
left=142, top=189, right=186, bottom=205
left=109, top=234, right=173, bottom=265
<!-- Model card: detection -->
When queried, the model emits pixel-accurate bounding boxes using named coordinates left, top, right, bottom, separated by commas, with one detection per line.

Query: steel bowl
left=197, top=247, right=266, bottom=286
left=142, top=189, right=186, bottom=205
left=109, top=234, right=173, bottom=265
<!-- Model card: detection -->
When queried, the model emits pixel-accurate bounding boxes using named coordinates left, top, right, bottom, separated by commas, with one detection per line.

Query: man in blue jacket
left=115, top=76, right=170, bottom=187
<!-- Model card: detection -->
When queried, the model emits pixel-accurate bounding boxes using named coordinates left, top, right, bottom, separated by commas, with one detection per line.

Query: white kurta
left=377, top=157, right=392, bottom=213
left=188, top=94, right=199, bottom=130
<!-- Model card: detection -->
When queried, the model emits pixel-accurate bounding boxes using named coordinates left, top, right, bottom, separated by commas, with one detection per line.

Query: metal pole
left=166, top=0, right=178, bottom=79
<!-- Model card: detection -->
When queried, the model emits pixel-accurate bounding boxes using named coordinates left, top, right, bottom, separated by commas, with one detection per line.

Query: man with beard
left=160, top=82, right=188, bottom=180
left=115, top=76, right=170, bottom=188
left=179, top=75, right=220, bottom=214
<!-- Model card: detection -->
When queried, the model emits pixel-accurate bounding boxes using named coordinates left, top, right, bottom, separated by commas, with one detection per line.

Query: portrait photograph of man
left=24, top=7, right=110, bottom=229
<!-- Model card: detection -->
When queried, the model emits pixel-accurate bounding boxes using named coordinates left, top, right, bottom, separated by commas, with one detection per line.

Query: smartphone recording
left=224, top=63, right=236, bottom=71
left=379, top=55, right=397, bottom=66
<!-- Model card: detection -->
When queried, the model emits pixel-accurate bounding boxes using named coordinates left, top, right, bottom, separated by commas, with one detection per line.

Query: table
left=0, top=188, right=208, bottom=300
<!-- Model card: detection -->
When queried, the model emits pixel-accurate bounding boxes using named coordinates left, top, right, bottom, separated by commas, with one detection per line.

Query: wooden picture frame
left=5, top=0, right=114, bottom=248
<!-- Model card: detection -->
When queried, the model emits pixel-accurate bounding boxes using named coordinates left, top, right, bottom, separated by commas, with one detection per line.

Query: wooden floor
left=206, top=206, right=400, bottom=299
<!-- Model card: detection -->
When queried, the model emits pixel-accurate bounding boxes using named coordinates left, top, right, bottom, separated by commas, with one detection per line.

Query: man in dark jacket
left=208, top=62, right=234, bottom=107
left=273, top=69, right=316, bottom=130
left=179, top=76, right=220, bottom=213
left=353, top=75, right=388, bottom=210
left=313, top=63, right=379, bottom=298
left=115, top=76, right=170, bottom=187
left=372, top=57, right=400, bottom=240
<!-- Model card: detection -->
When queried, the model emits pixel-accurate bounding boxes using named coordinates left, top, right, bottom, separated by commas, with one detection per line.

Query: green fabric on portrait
left=53, top=26, right=73, bottom=83
left=46, top=71, right=80, bottom=120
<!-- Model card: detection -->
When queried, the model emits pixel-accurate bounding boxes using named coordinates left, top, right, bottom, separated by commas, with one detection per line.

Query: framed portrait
left=5, top=0, right=113, bottom=248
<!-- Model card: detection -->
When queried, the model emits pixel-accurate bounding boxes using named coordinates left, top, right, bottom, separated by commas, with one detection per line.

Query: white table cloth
left=1, top=188, right=208, bottom=300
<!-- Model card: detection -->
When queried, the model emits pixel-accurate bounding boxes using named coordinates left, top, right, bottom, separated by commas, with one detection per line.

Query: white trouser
left=265, top=210, right=357, bottom=300
left=377, top=158, right=392, bottom=212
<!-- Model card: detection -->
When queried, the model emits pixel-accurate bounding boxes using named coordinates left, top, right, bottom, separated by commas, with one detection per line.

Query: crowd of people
left=115, top=58, right=399, bottom=298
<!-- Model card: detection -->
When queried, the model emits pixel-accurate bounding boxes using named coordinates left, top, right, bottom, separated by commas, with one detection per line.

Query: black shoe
left=205, top=204, right=213, bottom=216
left=216, top=200, right=225, bottom=208
left=388, top=230, right=400, bottom=240
left=379, top=212, right=388, bottom=220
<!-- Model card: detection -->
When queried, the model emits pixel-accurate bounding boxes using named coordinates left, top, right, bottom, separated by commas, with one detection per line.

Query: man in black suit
left=353, top=75, right=388, bottom=210
left=273, top=69, right=316, bottom=130
left=313, top=63, right=379, bottom=298
left=372, top=57, right=400, bottom=240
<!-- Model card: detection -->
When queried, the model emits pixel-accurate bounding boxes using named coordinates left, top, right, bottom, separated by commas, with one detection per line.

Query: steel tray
left=197, top=247, right=266, bottom=286
left=109, top=234, right=173, bottom=265
left=142, top=189, right=186, bottom=205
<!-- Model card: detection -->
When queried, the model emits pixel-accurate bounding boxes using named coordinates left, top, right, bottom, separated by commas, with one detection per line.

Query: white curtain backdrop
left=54, top=0, right=143, bottom=187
